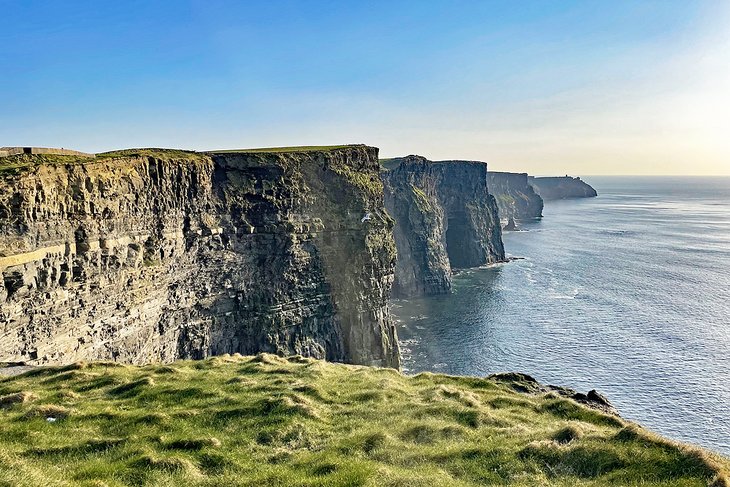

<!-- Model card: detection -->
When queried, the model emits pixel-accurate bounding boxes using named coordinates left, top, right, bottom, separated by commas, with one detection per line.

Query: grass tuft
left=131, top=453, right=199, bottom=474
left=27, top=438, right=126, bottom=456
left=23, top=404, right=72, bottom=420
left=108, top=376, right=155, bottom=396
left=551, top=424, right=584, bottom=444
left=0, top=391, right=38, bottom=408
left=166, top=438, right=222, bottom=450
left=153, top=365, right=180, bottom=374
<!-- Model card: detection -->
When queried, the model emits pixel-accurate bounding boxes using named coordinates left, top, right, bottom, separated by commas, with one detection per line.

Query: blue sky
left=1, top=0, right=728, bottom=174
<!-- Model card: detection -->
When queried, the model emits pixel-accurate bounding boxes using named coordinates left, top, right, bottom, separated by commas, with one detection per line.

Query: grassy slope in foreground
left=0, top=355, right=727, bottom=487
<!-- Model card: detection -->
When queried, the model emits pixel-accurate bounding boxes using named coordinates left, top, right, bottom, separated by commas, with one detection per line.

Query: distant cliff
left=488, top=172, right=543, bottom=221
left=381, top=156, right=505, bottom=298
left=0, top=146, right=399, bottom=368
left=529, top=176, right=598, bottom=200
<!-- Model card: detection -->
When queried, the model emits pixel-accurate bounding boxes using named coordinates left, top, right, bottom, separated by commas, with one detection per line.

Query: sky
left=1, top=0, right=729, bottom=175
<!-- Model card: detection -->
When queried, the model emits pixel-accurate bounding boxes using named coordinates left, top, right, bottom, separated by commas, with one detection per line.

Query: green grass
left=0, top=149, right=209, bottom=176
left=0, top=355, right=727, bottom=487
left=96, top=149, right=209, bottom=161
left=0, top=146, right=368, bottom=176
left=0, top=154, right=92, bottom=176
left=410, top=184, right=434, bottom=212
left=207, top=145, right=362, bottom=154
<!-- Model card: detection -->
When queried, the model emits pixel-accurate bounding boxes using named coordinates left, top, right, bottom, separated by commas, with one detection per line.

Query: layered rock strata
left=0, top=146, right=399, bottom=368
left=381, top=156, right=505, bottom=298
left=487, top=172, right=544, bottom=221
left=529, top=176, right=598, bottom=200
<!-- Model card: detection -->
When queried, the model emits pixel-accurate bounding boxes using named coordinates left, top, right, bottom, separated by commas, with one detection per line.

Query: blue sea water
left=393, top=176, right=730, bottom=456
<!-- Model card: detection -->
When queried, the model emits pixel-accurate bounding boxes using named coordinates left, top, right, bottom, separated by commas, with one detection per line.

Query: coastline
left=394, top=176, right=730, bottom=456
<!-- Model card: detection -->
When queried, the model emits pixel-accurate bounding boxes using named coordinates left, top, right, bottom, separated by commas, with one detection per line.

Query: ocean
left=393, top=176, right=730, bottom=456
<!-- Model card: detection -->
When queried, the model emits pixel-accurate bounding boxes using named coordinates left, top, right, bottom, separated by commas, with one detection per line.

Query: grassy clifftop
left=0, top=153, right=89, bottom=175
left=0, top=355, right=727, bottom=487
left=208, top=145, right=361, bottom=153
left=0, top=149, right=209, bottom=176
left=0, top=146, right=366, bottom=176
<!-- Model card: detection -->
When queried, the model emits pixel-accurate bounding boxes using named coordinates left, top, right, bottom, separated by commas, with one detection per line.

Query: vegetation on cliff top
left=208, top=145, right=362, bottom=154
left=96, top=148, right=209, bottom=161
left=0, top=153, right=90, bottom=176
left=0, top=149, right=209, bottom=175
left=1, top=355, right=727, bottom=487
left=0, top=146, right=369, bottom=175
left=99, top=146, right=363, bottom=159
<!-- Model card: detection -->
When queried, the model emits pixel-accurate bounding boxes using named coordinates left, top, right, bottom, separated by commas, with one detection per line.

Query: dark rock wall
left=435, top=160, right=505, bottom=269
left=488, top=172, right=544, bottom=220
left=0, top=146, right=399, bottom=368
left=381, top=159, right=451, bottom=298
left=381, top=156, right=505, bottom=298
left=529, top=176, right=598, bottom=200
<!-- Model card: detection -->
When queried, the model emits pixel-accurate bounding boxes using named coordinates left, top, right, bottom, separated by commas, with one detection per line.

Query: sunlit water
left=393, top=176, right=730, bottom=455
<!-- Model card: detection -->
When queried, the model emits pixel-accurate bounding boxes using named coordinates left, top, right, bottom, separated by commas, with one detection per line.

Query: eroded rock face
left=381, top=156, right=505, bottom=298
left=529, top=176, right=598, bottom=200
left=487, top=172, right=544, bottom=221
left=0, top=146, right=399, bottom=368
left=381, top=159, right=450, bottom=298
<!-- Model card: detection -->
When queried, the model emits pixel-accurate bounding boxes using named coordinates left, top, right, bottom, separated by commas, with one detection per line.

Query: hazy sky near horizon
left=1, top=1, right=729, bottom=175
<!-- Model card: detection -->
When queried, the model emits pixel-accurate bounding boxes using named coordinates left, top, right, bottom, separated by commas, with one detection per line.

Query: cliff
left=0, top=146, right=399, bottom=368
left=487, top=171, right=544, bottom=221
left=1, top=355, right=727, bottom=486
left=529, top=176, right=598, bottom=200
left=381, top=156, right=505, bottom=298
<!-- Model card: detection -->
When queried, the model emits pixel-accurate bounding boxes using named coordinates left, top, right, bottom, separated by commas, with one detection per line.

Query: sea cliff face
left=381, top=156, right=505, bottom=298
left=529, top=176, right=598, bottom=200
left=487, top=172, right=544, bottom=221
left=0, top=146, right=399, bottom=368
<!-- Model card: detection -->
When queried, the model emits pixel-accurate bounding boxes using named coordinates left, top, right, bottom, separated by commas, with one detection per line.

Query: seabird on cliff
left=361, top=212, right=372, bottom=223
